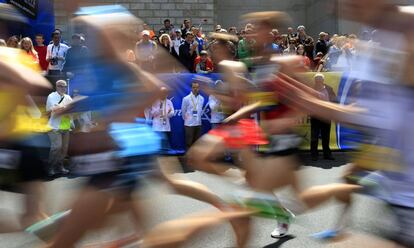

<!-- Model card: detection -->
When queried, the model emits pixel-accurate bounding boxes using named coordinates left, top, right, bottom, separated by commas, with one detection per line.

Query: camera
left=50, top=57, right=58, bottom=66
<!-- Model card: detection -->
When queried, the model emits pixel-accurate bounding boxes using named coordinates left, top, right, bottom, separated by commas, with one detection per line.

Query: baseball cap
left=142, top=30, right=150, bottom=36
left=200, top=50, right=208, bottom=55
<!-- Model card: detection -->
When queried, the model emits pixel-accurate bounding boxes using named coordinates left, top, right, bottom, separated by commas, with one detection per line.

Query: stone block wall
left=54, top=0, right=216, bottom=40
left=55, top=0, right=414, bottom=40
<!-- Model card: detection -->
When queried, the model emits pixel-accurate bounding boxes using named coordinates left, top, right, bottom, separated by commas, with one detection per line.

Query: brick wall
left=54, top=0, right=216, bottom=40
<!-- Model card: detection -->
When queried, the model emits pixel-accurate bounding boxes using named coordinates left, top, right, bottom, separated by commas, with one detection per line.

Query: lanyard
left=52, top=45, right=60, bottom=57
left=162, top=99, right=167, bottom=116
left=190, top=95, right=198, bottom=110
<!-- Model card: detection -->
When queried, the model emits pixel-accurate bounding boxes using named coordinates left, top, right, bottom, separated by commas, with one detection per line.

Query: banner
left=0, top=0, right=54, bottom=42
left=7, top=0, right=37, bottom=18
left=70, top=72, right=359, bottom=154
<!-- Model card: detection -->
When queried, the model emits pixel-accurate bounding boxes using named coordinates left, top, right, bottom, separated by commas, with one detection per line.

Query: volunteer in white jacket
left=151, top=87, right=175, bottom=150
left=181, top=81, right=204, bottom=150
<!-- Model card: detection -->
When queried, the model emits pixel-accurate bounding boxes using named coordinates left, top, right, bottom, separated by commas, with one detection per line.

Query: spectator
left=297, top=25, right=309, bottom=45
left=34, top=34, right=48, bottom=71
left=159, top=19, right=174, bottom=36
left=20, top=37, right=39, bottom=64
left=296, top=44, right=311, bottom=68
left=228, top=27, right=238, bottom=36
left=46, top=31, right=69, bottom=75
left=271, top=29, right=279, bottom=37
left=0, top=39, right=5, bottom=46
left=151, top=87, right=175, bottom=151
left=159, top=33, right=172, bottom=53
left=283, top=38, right=297, bottom=55
left=194, top=50, right=213, bottom=74
left=264, top=31, right=280, bottom=54
left=237, top=28, right=255, bottom=68
left=135, top=30, right=157, bottom=72
left=181, top=19, right=192, bottom=38
left=304, top=36, right=315, bottom=61
left=287, top=26, right=297, bottom=42
left=272, top=34, right=284, bottom=54
left=46, top=80, right=73, bottom=176
left=179, top=32, right=198, bottom=72
left=310, top=74, right=336, bottom=161
left=315, top=32, right=328, bottom=56
left=64, top=34, right=89, bottom=76
left=171, top=29, right=184, bottom=59
left=6, top=35, right=18, bottom=48
left=326, top=35, right=345, bottom=70
left=192, top=27, right=204, bottom=55
left=143, top=23, right=155, bottom=39
left=342, top=34, right=358, bottom=69
left=215, top=24, right=222, bottom=32
left=280, top=34, right=288, bottom=50
left=50, top=28, right=69, bottom=46
left=313, top=52, right=325, bottom=71
left=152, top=35, right=160, bottom=45
left=181, top=81, right=204, bottom=150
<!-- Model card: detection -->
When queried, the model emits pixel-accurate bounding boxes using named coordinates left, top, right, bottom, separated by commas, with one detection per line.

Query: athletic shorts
left=0, top=135, right=48, bottom=192
left=258, top=134, right=302, bottom=157
left=71, top=152, right=157, bottom=194
left=208, top=119, right=268, bottom=149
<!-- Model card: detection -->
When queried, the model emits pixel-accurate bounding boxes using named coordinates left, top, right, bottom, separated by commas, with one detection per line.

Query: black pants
left=156, top=131, right=172, bottom=152
left=185, top=126, right=202, bottom=151
left=310, top=118, right=332, bottom=158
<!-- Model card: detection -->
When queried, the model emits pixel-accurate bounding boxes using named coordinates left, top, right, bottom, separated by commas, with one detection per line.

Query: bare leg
left=240, top=151, right=298, bottom=192
left=187, top=135, right=235, bottom=175
left=20, top=181, right=48, bottom=228
left=159, top=172, right=251, bottom=248
left=46, top=187, right=114, bottom=248
left=299, top=183, right=361, bottom=210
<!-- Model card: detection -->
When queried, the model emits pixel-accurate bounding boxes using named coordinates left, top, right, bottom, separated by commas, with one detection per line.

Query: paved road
left=0, top=152, right=398, bottom=248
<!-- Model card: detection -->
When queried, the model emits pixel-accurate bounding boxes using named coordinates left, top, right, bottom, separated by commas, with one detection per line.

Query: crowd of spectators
left=0, top=18, right=366, bottom=77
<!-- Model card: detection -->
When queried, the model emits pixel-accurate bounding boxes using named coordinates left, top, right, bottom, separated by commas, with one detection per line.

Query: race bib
left=71, top=151, right=120, bottom=175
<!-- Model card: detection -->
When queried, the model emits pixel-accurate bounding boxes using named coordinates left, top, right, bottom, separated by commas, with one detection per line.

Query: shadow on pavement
left=262, top=235, right=296, bottom=248
left=299, top=151, right=353, bottom=169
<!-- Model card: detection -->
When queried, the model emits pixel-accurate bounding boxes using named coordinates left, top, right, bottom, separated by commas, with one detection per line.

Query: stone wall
left=216, top=0, right=338, bottom=37
left=54, top=0, right=414, bottom=40
left=54, top=0, right=216, bottom=40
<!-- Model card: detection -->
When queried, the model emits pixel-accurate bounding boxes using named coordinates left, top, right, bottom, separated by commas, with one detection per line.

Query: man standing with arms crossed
left=310, top=73, right=336, bottom=161
left=181, top=81, right=204, bottom=151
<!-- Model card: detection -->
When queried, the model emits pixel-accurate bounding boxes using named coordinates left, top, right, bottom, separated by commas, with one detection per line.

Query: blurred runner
left=0, top=3, right=52, bottom=233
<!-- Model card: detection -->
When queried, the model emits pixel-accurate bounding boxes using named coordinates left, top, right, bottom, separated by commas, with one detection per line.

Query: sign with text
left=7, top=0, right=38, bottom=18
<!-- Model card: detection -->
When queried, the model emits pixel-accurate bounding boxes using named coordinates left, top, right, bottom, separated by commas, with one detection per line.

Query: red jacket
left=34, top=46, right=48, bottom=71
left=193, top=56, right=214, bottom=72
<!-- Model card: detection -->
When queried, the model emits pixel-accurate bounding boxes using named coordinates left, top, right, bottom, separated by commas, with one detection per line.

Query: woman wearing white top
left=151, top=87, right=175, bottom=151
